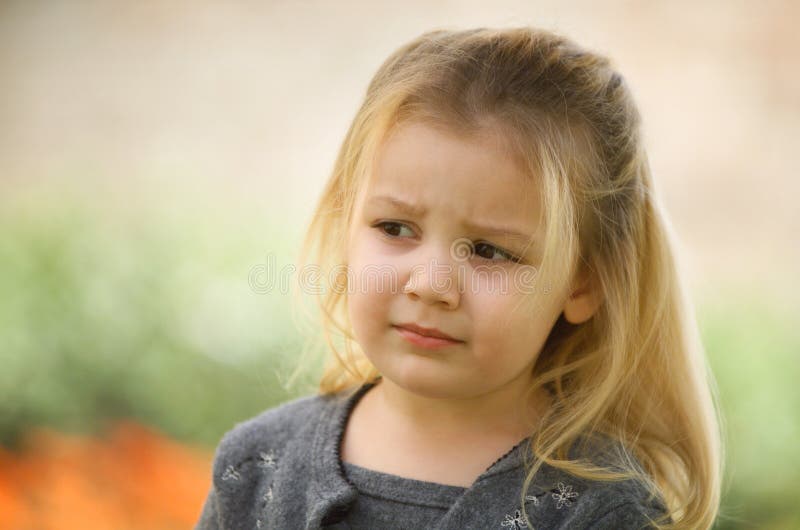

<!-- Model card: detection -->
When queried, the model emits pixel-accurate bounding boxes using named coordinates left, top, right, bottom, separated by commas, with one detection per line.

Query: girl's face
left=346, top=121, right=568, bottom=400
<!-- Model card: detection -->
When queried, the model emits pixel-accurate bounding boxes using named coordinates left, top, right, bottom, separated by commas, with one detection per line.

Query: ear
left=562, top=268, right=603, bottom=325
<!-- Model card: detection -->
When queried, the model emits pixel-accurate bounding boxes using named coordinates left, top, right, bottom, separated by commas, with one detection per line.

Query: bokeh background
left=1, top=1, right=798, bottom=528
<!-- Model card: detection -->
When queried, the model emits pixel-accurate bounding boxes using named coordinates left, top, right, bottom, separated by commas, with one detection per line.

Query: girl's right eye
left=374, top=221, right=415, bottom=239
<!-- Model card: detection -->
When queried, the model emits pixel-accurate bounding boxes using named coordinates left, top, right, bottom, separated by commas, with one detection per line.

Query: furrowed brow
left=368, top=195, right=537, bottom=244
left=368, top=195, right=427, bottom=216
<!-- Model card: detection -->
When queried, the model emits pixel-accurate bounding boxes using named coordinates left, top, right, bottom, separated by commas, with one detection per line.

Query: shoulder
left=196, top=390, right=345, bottom=529
left=520, top=474, right=670, bottom=529
left=554, top=477, right=670, bottom=528
left=581, top=500, right=672, bottom=529
left=527, top=434, right=672, bottom=529
left=218, top=391, right=329, bottom=451
left=210, top=390, right=334, bottom=484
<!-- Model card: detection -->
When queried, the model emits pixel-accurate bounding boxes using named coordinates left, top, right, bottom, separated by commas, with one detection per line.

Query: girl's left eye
left=473, top=242, right=523, bottom=263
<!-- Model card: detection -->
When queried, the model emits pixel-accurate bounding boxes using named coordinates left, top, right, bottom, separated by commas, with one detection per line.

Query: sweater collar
left=306, top=379, right=538, bottom=528
left=306, top=381, right=372, bottom=527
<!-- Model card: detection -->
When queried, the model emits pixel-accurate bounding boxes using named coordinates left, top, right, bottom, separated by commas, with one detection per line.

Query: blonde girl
left=196, top=26, right=723, bottom=530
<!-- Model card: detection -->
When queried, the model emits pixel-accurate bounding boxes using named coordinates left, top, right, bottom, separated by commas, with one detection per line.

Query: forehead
left=361, top=121, right=541, bottom=228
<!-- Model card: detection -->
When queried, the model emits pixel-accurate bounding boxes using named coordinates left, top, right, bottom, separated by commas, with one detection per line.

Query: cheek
left=348, top=229, right=390, bottom=274
left=347, top=289, right=386, bottom=359
left=469, top=292, right=518, bottom=351
left=348, top=230, right=406, bottom=300
left=346, top=238, right=394, bottom=336
left=347, top=292, right=370, bottom=337
left=469, top=290, right=551, bottom=362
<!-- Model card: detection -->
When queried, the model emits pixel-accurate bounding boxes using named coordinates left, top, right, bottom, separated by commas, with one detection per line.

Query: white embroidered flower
left=501, top=509, right=528, bottom=529
left=221, top=465, right=241, bottom=482
left=258, top=450, right=278, bottom=469
left=552, top=482, right=579, bottom=509
left=525, top=494, right=541, bottom=506
left=263, top=486, right=274, bottom=502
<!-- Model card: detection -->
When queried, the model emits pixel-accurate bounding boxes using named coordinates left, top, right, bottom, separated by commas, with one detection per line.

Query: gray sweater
left=194, top=381, right=671, bottom=529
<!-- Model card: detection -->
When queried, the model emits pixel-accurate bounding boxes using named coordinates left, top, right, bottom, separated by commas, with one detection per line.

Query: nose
left=401, top=243, right=462, bottom=309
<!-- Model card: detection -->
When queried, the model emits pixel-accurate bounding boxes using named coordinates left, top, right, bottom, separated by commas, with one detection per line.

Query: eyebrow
left=367, top=195, right=536, bottom=244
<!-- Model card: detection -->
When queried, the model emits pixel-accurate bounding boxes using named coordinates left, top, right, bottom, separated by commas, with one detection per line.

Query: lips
left=393, top=323, right=461, bottom=342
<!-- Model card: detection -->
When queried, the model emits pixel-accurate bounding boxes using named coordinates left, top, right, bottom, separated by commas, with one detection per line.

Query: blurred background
left=1, top=1, right=798, bottom=528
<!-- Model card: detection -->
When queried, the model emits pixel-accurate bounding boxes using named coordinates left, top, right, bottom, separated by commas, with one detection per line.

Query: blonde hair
left=290, top=26, right=723, bottom=529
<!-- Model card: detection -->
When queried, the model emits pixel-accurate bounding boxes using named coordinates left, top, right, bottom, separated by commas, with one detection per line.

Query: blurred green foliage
left=0, top=196, right=321, bottom=450
left=697, top=287, right=800, bottom=529
left=0, top=196, right=797, bottom=529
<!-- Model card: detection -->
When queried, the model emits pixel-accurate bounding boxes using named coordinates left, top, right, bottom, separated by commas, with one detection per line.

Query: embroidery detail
left=524, top=494, right=541, bottom=506
left=221, top=465, right=241, bottom=482
left=501, top=509, right=528, bottom=529
left=552, top=482, right=579, bottom=509
left=258, top=450, right=278, bottom=469
left=255, top=448, right=279, bottom=529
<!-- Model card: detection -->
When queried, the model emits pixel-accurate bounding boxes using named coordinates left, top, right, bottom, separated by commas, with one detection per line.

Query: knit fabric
left=341, top=460, right=465, bottom=529
left=194, top=381, right=671, bottom=529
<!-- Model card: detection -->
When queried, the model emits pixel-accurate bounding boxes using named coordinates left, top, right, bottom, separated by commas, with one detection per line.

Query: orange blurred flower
left=0, top=420, right=213, bottom=530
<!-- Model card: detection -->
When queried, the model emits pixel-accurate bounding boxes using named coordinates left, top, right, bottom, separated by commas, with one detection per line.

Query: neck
left=370, top=373, right=551, bottom=443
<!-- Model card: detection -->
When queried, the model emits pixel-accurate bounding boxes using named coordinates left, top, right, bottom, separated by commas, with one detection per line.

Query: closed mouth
left=393, top=323, right=462, bottom=342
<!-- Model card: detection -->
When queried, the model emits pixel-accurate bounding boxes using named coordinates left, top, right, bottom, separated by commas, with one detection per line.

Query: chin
left=381, top=369, right=470, bottom=400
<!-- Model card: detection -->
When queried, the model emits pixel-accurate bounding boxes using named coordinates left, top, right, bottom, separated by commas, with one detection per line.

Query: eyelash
left=372, top=221, right=524, bottom=264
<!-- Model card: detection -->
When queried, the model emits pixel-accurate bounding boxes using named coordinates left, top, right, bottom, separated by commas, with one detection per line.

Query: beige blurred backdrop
left=2, top=0, right=798, bottom=291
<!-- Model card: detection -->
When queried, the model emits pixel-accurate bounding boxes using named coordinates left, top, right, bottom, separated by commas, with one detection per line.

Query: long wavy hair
left=289, top=26, right=723, bottom=529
